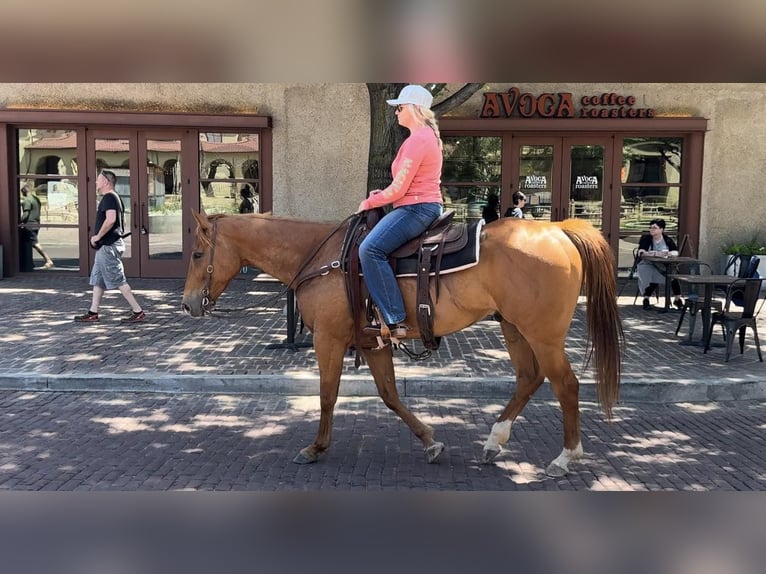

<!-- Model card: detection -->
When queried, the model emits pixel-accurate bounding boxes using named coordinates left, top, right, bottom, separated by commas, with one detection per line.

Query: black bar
left=264, top=289, right=312, bottom=351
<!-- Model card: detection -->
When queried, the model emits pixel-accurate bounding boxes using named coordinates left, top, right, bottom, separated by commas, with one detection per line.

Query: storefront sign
left=574, top=175, right=599, bottom=190
left=522, top=175, right=547, bottom=189
left=481, top=88, right=655, bottom=119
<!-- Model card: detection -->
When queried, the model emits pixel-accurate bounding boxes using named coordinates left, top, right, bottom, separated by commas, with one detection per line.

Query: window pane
left=18, top=129, right=79, bottom=225
left=519, top=144, right=554, bottom=221
left=622, top=137, right=683, bottom=201
left=31, top=226, right=81, bottom=271
left=147, top=139, right=182, bottom=261
left=37, top=180, right=80, bottom=226
left=199, top=133, right=260, bottom=214
left=442, top=136, right=501, bottom=223
left=93, top=138, right=132, bottom=257
left=442, top=136, right=501, bottom=183
left=199, top=133, right=260, bottom=179
left=18, top=129, right=78, bottom=177
left=442, top=185, right=500, bottom=223
left=568, top=144, right=605, bottom=230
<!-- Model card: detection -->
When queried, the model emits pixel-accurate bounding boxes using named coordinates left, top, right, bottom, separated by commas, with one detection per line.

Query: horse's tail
left=560, top=219, right=624, bottom=419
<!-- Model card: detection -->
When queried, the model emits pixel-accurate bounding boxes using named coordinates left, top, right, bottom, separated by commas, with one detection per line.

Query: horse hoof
left=293, top=448, right=318, bottom=465
left=545, top=462, right=568, bottom=477
left=481, top=447, right=500, bottom=464
left=425, top=442, right=444, bottom=463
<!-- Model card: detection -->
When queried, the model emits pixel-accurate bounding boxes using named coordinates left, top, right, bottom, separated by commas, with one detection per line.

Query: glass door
left=86, top=129, right=187, bottom=278
left=561, top=137, right=614, bottom=232
left=508, top=138, right=561, bottom=221
left=137, top=131, right=185, bottom=277
left=86, top=129, right=139, bottom=276
left=509, top=136, right=615, bottom=226
left=507, top=135, right=619, bottom=267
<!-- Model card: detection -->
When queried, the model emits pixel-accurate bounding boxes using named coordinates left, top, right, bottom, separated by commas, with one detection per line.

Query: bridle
left=200, top=221, right=219, bottom=314
left=198, top=214, right=355, bottom=316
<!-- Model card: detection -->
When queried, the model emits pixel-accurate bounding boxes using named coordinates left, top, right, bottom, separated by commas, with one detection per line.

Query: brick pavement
left=0, top=273, right=764, bottom=402
left=0, top=390, right=764, bottom=491
left=1, top=273, right=764, bottom=492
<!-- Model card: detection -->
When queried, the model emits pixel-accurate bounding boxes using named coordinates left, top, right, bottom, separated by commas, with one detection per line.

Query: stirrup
left=363, top=323, right=409, bottom=339
left=388, top=324, right=409, bottom=339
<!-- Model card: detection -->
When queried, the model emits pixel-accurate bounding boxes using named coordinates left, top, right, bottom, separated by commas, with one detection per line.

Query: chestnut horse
left=182, top=212, right=623, bottom=477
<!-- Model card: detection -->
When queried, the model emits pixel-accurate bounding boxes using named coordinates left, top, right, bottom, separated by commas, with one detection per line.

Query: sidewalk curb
left=1, top=373, right=764, bottom=403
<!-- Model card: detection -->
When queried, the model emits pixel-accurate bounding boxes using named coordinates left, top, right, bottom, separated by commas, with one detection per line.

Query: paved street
left=0, top=272, right=764, bottom=491
left=1, top=391, right=764, bottom=491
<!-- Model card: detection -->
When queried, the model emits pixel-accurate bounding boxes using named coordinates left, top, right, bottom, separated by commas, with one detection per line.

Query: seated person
left=636, top=218, right=683, bottom=310
left=503, top=191, right=526, bottom=218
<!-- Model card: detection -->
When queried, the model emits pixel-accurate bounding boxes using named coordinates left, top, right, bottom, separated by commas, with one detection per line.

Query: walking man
left=74, top=170, right=145, bottom=323
left=20, top=185, right=54, bottom=269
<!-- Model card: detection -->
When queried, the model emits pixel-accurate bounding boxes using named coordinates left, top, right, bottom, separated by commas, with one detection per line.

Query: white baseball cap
left=386, top=84, right=433, bottom=109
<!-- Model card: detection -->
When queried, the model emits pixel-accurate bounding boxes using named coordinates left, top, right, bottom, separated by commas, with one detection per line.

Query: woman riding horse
left=182, top=212, right=623, bottom=477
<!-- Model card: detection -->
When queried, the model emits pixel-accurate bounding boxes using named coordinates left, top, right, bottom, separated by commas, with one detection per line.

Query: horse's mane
left=196, top=212, right=345, bottom=249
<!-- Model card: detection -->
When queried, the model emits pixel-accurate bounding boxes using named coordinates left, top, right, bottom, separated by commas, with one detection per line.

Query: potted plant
left=721, top=235, right=766, bottom=277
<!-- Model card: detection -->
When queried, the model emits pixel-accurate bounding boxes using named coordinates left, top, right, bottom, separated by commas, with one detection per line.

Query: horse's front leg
left=293, top=332, right=347, bottom=464
left=362, top=344, right=444, bottom=463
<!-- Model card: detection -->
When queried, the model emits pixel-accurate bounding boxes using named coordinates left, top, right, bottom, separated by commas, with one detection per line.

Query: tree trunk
left=366, top=83, right=406, bottom=194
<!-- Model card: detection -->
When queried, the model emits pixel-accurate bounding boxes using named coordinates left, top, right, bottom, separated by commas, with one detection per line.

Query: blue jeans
left=359, top=202, right=443, bottom=325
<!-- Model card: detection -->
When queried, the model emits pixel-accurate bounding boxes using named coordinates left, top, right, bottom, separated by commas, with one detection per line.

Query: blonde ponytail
left=414, top=106, right=443, bottom=152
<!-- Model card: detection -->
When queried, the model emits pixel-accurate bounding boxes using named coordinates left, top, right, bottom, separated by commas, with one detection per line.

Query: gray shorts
left=89, top=241, right=127, bottom=290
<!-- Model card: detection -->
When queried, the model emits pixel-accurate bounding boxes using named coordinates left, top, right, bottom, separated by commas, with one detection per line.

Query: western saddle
left=341, top=207, right=469, bottom=359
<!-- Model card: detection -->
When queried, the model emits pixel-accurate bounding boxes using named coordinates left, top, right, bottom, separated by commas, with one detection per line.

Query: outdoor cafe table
left=671, top=274, right=741, bottom=344
left=640, top=255, right=703, bottom=312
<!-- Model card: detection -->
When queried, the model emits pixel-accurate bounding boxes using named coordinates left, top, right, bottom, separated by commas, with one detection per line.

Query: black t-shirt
left=95, top=192, right=123, bottom=246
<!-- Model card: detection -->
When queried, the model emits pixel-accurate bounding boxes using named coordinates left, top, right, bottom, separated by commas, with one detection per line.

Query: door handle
left=133, top=202, right=138, bottom=230
left=140, top=202, right=148, bottom=235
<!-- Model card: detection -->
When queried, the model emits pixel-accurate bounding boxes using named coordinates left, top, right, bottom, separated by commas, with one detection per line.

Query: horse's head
left=181, top=211, right=243, bottom=317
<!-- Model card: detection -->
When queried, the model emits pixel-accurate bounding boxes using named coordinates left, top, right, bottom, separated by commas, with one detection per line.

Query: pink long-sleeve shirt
left=360, top=126, right=443, bottom=210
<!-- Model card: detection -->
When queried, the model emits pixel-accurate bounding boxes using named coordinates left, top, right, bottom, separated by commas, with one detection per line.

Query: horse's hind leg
left=293, top=332, right=347, bottom=464
left=482, top=322, right=545, bottom=463
left=531, top=342, right=584, bottom=477
left=362, top=345, right=445, bottom=463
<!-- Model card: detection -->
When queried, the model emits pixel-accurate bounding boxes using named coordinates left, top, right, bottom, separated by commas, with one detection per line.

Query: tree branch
left=431, top=83, right=485, bottom=117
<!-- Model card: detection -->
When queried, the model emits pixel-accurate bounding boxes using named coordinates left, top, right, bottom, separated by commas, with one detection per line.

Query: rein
left=285, top=214, right=355, bottom=292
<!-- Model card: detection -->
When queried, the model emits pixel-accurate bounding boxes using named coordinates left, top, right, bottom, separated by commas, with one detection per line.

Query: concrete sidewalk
left=0, top=272, right=764, bottom=403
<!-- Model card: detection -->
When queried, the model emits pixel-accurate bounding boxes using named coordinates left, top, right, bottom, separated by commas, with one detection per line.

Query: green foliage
left=722, top=235, right=766, bottom=256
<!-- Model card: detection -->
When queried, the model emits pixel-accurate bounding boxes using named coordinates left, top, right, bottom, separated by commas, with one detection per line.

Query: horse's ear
left=192, top=210, right=211, bottom=233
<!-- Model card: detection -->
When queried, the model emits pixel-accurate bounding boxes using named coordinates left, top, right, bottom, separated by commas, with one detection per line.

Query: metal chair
left=674, top=261, right=721, bottom=339
left=729, top=256, right=760, bottom=307
left=724, top=254, right=761, bottom=279
left=677, top=233, right=696, bottom=258
left=703, top=277, right=764, bottom=362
